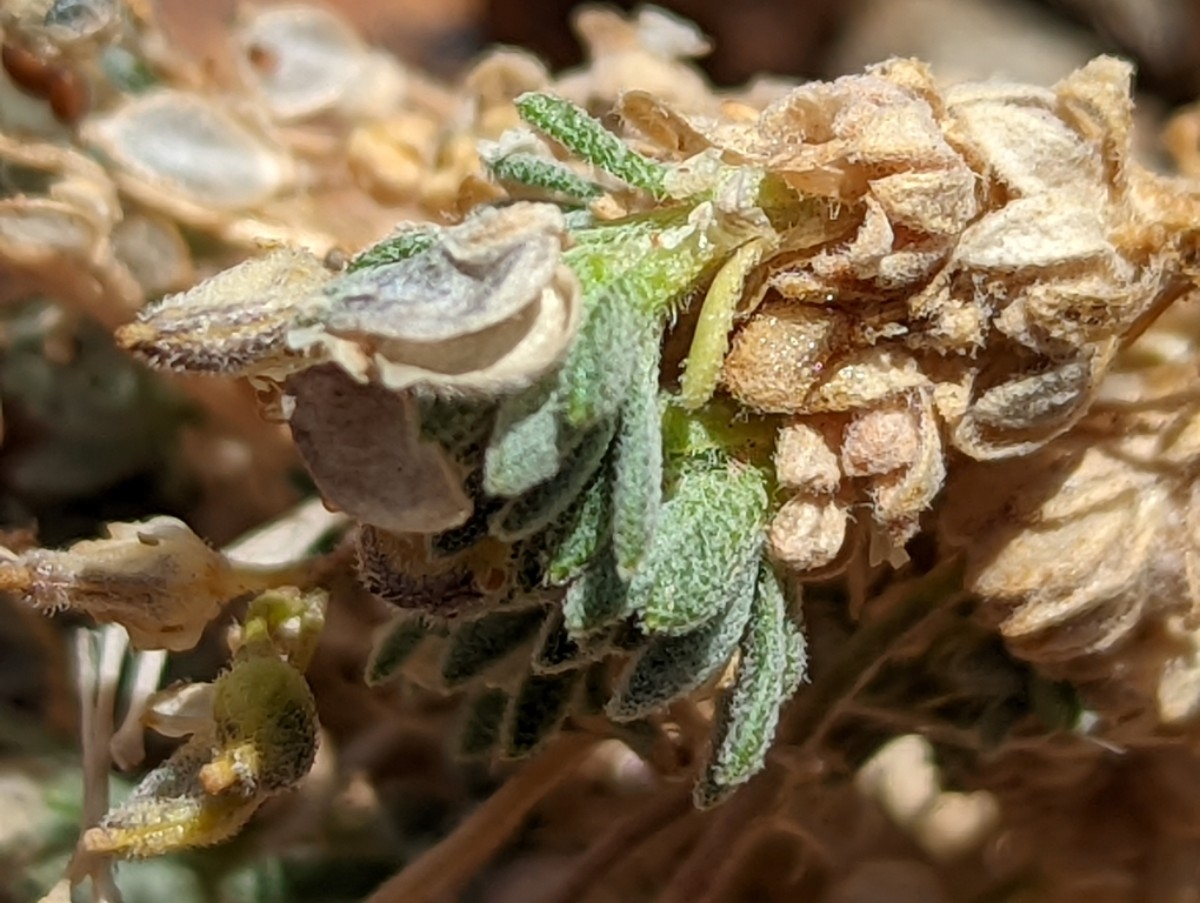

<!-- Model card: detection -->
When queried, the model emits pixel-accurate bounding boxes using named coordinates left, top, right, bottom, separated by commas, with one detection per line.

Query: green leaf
left=347, top=226, right=440, bottom=272
left=504, top=670, right=581, bottom=758
left=606, top=561, right=756, bottom=721
left=515, top=92, right=668, bottom=198
left=484, top=377, right=563, bottom=498
left=694, top=561, right=796, bottom=808
left=365, top=614, right=432, bottom=686
left=545, top=460, right=613, bottom=586
left=492, top=418, right=617, bottom=541
left=440, top=605, right=547, bottom=689
left=629, top=460, right=769, bottom=635
left=485, top=150, right=603, bottom=202
left=417, top=393, right=496, bottom=463
left=457, top=688, right=510, bottom=759
left=612, top=330, right=663, bottom=579
left=531, top=606, right=593, bottom=674
left=557, top=277, right=642, bottom=428
left=562, top=548, right=632, bottom=637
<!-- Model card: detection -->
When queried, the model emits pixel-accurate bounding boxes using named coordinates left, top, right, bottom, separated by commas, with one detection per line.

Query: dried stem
left=536, top=784, right=694, bottom=903
left=364, top=732, right=599, bottom=903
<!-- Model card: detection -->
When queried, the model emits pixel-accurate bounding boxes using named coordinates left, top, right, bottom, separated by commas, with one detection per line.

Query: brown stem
left=535, top=785, right=694, bottom=903
left=364, top=732, right=598, bottom=903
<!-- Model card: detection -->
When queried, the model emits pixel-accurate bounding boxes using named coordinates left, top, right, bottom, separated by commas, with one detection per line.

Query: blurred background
left=160, top=0, right=1200, bottom=102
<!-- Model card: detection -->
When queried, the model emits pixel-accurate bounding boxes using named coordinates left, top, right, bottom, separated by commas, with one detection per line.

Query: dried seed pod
left=117, top=247, right=331, bottom=376
left=83, top=90, right=293, bottom=214
left=234, top=5, right=380, bottom=122
left=766, top=495, right=848, bottom=574
left=0, top=516, right=264, bottom=651
left=774, top=418, right=842, bottom=495
left=291, top=202, right=582, bottom=395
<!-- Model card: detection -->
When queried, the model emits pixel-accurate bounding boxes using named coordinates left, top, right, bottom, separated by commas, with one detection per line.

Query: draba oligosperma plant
left=119, top=90, right=817, bottom=812
left=16, top=2, right=1200, bottom=897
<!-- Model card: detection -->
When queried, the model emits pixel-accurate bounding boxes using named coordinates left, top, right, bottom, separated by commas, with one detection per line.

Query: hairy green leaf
left=694, top=561, right=796, bottom=808
left=504, top=670, right=581, bottom=758
left=484, top=376, right=562, bottom=498
left=485, top=150, right=602, bottom=202
left=606, top=561, right=756, bottom=721
left=440, top=605, right=547, bottom=688
left=515, top=93, right=668, bottom=198
left=545, top=461, right=613, bottom=586
left=457, top=688, right=510, bottom=759
left=347, top=225, right=441, bottom=272
left=531, top=606, right=594, bottom=674
left=562, top=548, right=632, bottom=637
left=612, top=330, right=663, bottom=579
left=365, top=613, right=432, bottom=686
left=492, top=418, right=616, bottom=541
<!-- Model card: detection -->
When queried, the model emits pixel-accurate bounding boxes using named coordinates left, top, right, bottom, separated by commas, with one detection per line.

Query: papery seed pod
left=291, top=202, right=582, bottom=395
left=492, top=417, right=617, bottom=541
left=611, top=330, right=664, bottom=578
left=83, top=90, right=293, bottom=214
left=630, top=460, right=768, bottom=635
left=695, top=561, right=797, bottom=807
left=503, top=669, right=581, bottom=758
left=774, top=419, right=841, bottom=495
left=440, top=604, right=547, bottom=689
left=457, top=688, right=510, bottom=759
left=544, top=464, right=613, bottom=586
left=0, top=516, right=263, bottom=652
left=287, top=365, right=472, bottom=535
left=366, top=613, right=434, bottom=686
left=117, top=247, right=331, bottom=376
left=766, top=495, right=849, bottom=573
left=607, top=562, right=756, bottom=721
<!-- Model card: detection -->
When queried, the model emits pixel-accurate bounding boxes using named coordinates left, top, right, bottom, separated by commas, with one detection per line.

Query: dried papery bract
left=0, top=516, right=283, bottom=651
